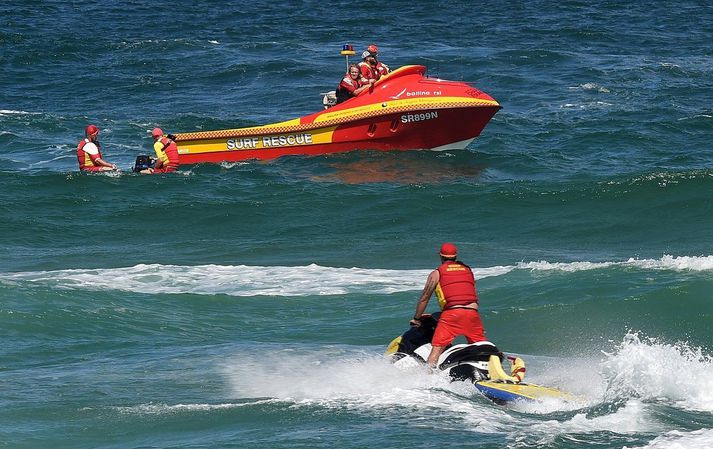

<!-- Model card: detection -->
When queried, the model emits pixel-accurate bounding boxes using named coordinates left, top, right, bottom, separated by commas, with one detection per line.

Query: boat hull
left=174, top=65, right=500, bottom=164
left=176, top=106, right=499, bottom=164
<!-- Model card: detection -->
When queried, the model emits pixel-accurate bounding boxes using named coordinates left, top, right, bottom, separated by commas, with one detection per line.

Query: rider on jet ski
left=409, top=243, right=487, bottom=368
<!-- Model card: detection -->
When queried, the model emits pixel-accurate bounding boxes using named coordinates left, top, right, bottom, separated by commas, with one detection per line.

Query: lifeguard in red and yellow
left=76, top=124, right=118, bottom=172
left=336, top=64, right=374, bottom=104
left=358, top=44, right=390, bottom=83
left=141, top=127, right=179, bottom=174
left=410, top=242, right=486, bottom=368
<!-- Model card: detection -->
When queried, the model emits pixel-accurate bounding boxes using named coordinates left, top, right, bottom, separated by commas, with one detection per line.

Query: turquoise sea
left=2, top=1, right=713, bottom=448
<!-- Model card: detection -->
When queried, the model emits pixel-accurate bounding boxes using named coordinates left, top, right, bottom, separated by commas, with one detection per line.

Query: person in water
left=410, top=243, right=486, bottom=368
left=336, top=63, right=374, bottom=104
left=76, top=124, right=118, bottom=172
left=358, top=44, right=390, bottom=83
left=141, top=127, right=179, bottom=174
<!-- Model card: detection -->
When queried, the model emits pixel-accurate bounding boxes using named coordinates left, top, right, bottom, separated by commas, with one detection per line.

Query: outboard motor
left=321, top=91, right=337, bottom=109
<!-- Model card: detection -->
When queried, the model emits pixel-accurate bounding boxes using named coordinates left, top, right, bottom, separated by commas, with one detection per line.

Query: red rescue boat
left=174, top=65, right=500, bottom=164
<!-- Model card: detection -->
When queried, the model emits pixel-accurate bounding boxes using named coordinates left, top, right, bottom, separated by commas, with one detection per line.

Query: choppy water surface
left=2, top=1, right=713, bottom=448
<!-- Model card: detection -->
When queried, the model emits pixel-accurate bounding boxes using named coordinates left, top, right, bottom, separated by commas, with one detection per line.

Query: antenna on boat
left=340, top=44, right=355, bottom=71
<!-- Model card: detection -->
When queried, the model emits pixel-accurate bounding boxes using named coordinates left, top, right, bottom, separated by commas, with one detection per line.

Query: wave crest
left=2, top=254, right=712, bottom=296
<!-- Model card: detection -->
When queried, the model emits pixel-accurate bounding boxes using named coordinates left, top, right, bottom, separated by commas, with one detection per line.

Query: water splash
left=601, top=332, right=713, bottom=412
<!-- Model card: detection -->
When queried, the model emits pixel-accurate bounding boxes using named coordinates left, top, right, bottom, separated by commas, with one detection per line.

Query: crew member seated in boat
left=336, top=64, right=374, bottom=104
left=409, top=243, right=487, bottom=368
left=141, top=127, right=179, bottom=174
left=76, top=124, right=118, bottom=172
left=358, top=45, right=390, bottom=83
left=367, top=44, right=390, bottom=78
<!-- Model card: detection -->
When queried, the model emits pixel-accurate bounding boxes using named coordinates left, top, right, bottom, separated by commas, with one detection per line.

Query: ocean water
left=2, top=1, right=713, bottom=448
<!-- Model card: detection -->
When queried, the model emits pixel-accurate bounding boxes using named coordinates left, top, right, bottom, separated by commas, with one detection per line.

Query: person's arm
left=94, top=157, right=117, bottom=170
left=353, top=79, right=375, bottom=96
left=85, top=142, right=117, bottom=170
left=410, top=270, right=439, bottom=326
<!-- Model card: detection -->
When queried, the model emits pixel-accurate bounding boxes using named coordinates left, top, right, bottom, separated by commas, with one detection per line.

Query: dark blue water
left=2, top=1, right=713, bottom=448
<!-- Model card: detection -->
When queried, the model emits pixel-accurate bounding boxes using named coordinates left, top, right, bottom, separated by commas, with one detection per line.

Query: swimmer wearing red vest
left=76, top=124, right=118, bottom=172
left=141, top=127, right=179, bottom=174
left=410, top=242, right=487, bottom=368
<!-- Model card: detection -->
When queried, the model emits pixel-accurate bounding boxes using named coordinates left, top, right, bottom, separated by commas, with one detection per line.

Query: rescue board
left=475, top=380, right=577, bottom=403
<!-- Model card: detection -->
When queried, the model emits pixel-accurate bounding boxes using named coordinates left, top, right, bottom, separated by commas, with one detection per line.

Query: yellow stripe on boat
left=177, top=126, right=337, bottom=155
left=175, top=118, right=304, bottom=142
left=313, top=97, right=500, bottom=124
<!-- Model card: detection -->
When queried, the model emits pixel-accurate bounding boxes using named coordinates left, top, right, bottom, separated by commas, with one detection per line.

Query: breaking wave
left=2, top=254, right=712, bottom=296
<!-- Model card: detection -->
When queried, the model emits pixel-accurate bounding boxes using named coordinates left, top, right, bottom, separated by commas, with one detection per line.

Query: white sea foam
left=627, top=254, right=713, bottom=271
left=516, top=260, right=614, bottom=271
left=512, top=399, right=663, bottom=447
left=568, top=82, right=610, bottom=93
left=0, top=263, right=432, bottom=296
left=601, top=332, right=713, bottom=412
left=114, top=400, right=275, bottom=415
left=519, top=254, right=713, bottom=272
left=623, top=428, right=713, bottom=449
left=584, top=82, right=610, bottom=93
left=223, top=347, right=438, bottom=401
left=2, top=254, right=712, bottom=296
left=218, top=161, right=250, bottom=169
left=110, top=338, right=702, bottom=441
left=221, top=345, right=513, bottom=432
left=0, top=109, right=40, bottom=116
left=219, top=345, right=663, bottom=442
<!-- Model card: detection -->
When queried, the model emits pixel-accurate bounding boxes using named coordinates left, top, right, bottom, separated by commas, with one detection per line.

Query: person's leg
left=428, top=310, right=458, bottom=368
left=426, top=345, right=447, bottom=368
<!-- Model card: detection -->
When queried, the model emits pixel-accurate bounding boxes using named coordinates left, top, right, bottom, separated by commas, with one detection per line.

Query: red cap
left=151, top=127, right=163, bottom=138
left=85, top=124, right=99, bottom=136
left=439, top=243, right=458, bottom=258
left=367, top=44, right=379, bottom=55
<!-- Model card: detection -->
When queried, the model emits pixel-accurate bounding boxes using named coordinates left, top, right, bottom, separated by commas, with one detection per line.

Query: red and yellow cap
left=85, top=124, right=98, bottom=135
left=439, top=242, right=458, bottom=258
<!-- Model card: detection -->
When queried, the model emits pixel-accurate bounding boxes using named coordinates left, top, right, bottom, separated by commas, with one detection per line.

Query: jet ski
left=131, top=155, right=154, bottom=172
left=385, top=313, right=578, bottom=404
